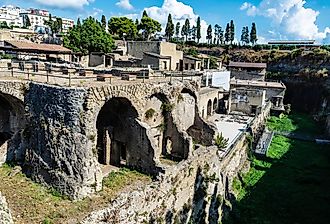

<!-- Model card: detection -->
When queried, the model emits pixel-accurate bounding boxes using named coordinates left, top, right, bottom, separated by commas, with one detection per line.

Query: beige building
left=127, top=41, right=183, bottom=71
left=227, top=61, right=267, bottom=81
left=183, top=55, right=202, bottom=71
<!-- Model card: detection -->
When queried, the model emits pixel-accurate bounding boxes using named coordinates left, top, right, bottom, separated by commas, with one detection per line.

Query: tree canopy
left=63, top=17, right=114, bottom=54
left=138, top=10, right=162, bottom=40
left=108, top=17, right=137, bottom=39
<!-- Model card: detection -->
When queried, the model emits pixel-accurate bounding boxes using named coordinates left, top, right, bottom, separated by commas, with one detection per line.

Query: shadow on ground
left=223, top=113, right=330, bottom=224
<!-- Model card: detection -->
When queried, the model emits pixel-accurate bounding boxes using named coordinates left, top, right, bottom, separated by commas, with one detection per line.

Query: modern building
left=61, top=18, right=74, bottom=33
left=20, top=8, right=50, bottom=32
left=0, top=5, right=24, bottom=27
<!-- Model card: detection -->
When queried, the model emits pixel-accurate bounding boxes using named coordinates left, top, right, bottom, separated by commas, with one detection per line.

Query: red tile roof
left=4, top=40, right=72, bottom=54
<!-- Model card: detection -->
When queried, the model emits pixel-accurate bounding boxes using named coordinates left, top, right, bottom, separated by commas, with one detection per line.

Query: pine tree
left=225, top=23, right=230, bottom=44
left=175, top=22, right=180, bottom=38
left=206, top=25, right=212, bottom=44
left=101, top=15, right=107, bottom=30
left=196, top=16, right=201, bottom=43
left=165, top=14, right=175, bottom=40
left=250, top=22, right=258, bottom=45
left=229, top=20, right=235, bottom=45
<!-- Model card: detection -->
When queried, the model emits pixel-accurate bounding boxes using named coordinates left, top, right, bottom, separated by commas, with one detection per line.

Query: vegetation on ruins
left=0, top=165, right=150, bottom=223
left=214, top=133, right=229, bottom=149
left=63, top=17, right=114, bottom=54
left=225, top=113, right=330, bottom=224
left=145, top=108, right=156, bottom=120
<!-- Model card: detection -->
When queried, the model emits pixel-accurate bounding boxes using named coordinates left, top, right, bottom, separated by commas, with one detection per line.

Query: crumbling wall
left=0, top=192, right=14, bottom=224
left=82, top=134, right=249, bottom=224
left=24, top=83, right=101, bottom=199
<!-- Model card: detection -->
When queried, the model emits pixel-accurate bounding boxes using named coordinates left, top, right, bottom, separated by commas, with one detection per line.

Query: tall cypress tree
left=229, top=20, right=235, bottom=45
left=165, top=14, right=175, bottom=40
left=196, top=16, right=201, bottom=43
left=225, top=23, right=230, bottom=44
left=142, top=10, right=148, bottom=18
left=184, top=18, right=190, bottom=41
left=101, top=15, right=107, bottom=30
left=175, top=22, right=180, bottom=38
left=244, top=26, right=250, bottom=44
left=250, top=22, right=258, bottom=45
left=206, top=25, right=212, bottom=44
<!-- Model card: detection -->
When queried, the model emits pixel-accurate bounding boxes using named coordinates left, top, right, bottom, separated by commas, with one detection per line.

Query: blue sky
left=1, top=0, right=330, bottom=43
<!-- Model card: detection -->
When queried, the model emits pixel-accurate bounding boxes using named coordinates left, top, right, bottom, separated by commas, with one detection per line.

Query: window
left=185, top=63, right=189, bottom=70
left=176, top=63, right=179, bottom=70
left=191, top=64, right=195, bottom=70
left=163, top=61, right=167, bottom=70
left=198, top=63, right=201, bottom=69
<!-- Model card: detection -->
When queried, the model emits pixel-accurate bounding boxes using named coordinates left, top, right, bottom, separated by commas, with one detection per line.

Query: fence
left=0, top=62, right=201, bottom=87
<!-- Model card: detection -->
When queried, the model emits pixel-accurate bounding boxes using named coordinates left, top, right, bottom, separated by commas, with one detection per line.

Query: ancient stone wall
left=0, top=192, right=13, bottom=224
left=23, top=83, right=101, bottom=199
left=82, top=133, right=249, bottom=224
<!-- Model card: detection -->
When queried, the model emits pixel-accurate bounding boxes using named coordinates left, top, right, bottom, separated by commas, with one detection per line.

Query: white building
left=61, top=18, right=74, bottom=33
left=0, top=5, right=24, bottom=27
left=20, top=8, right=50, bottom=31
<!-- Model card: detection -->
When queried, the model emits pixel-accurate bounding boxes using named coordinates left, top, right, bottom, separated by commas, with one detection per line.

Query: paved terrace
left=0, top=66, right=200, bottom=87
left=230, top=79, right=286, bottom=89
left=209, top=114, right=253, bottom=153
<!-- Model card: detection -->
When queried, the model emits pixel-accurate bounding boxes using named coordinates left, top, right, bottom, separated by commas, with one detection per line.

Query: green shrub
left=215, top=133, right=229, bottom=149
left=161, top=103, right=174, bottom=113
left=145, top=108, right=156, bottom=119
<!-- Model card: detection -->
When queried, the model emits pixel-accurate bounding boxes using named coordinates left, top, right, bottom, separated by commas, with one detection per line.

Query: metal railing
left=0, top=63, right=201, bottom=87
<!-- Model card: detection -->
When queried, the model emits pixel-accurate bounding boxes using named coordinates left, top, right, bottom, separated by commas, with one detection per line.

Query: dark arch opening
left=181, top=88, right=197, bottom=101
left=213, top=97, right=218, bottom=112
left=0, top=92, right=26, bottom=164
left=207, top=100, right=212, bottom=117
left=96, top=97, right=139, bottom=167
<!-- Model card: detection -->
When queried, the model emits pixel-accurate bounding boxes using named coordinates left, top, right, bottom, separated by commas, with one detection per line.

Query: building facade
left=0, top=5, right=24, bottom=27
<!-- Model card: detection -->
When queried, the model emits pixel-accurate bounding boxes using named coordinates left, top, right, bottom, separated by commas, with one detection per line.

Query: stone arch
left=0, top=81, right=26, bottom=102
left=0, top=91, right=26, bottom=164
left=95, top=96, right=157, bottom=175
left=207, top=100, right=212, bottom=117
left=213, top=97, right=218, bottom=112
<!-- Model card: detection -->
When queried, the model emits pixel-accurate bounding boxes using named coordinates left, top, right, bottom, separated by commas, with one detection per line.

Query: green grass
left=0, top=166, right=151, bottom=224
left=225, top=113, right=330, bottom=224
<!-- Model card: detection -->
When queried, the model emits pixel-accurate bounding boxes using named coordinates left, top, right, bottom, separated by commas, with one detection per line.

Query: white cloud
left=34, top=0, right=93, bottom=9
left=116, top=0, right=134, bottom=10
left=240, top=0, right=330, bottom=42
left=144, top=0, right=209, bottom=42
